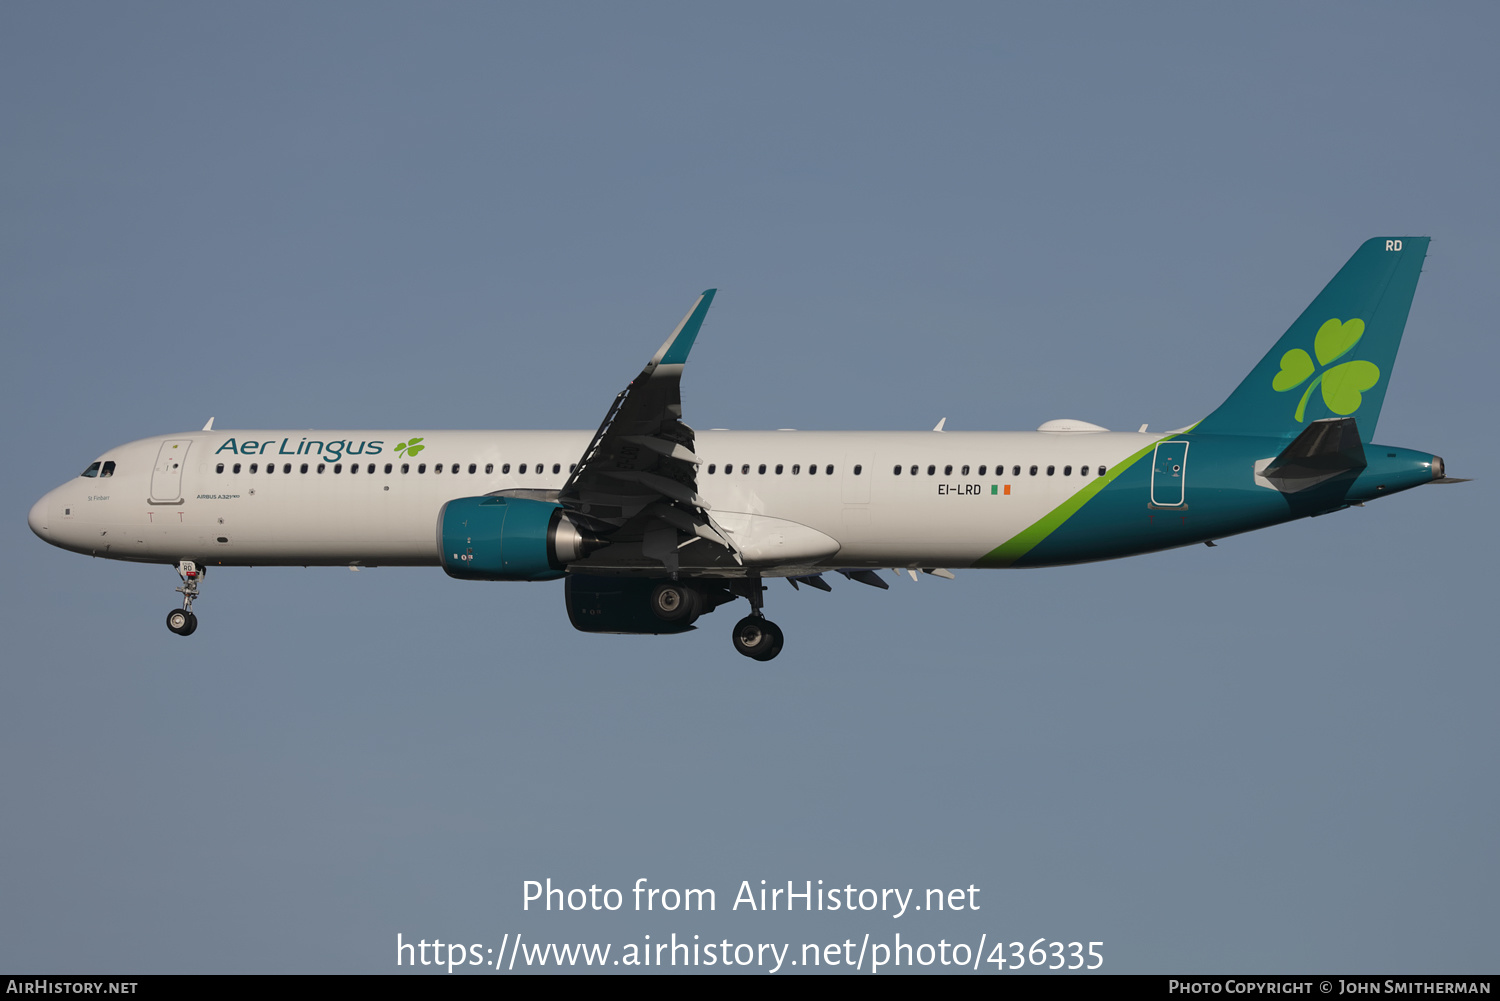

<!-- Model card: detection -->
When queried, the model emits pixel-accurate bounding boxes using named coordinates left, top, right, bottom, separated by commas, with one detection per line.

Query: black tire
left=732, top=616, right=784, bottom=661
left=166, top=609, right=191, bottom=635
left=650, top=582, right=699, bottom=622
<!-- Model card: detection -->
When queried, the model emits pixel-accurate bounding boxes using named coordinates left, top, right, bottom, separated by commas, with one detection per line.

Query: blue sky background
left=2, top=3, right=1495, bottom=973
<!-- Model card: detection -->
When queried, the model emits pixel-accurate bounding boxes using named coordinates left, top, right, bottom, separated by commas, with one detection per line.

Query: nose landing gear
left=167, top=560, right=203, bottom=636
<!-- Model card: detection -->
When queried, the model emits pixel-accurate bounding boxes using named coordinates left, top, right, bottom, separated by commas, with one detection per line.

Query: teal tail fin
left=1195, top=237, right=1429, bottom=442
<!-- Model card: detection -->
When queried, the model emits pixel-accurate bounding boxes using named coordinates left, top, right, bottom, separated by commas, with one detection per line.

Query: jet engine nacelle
left=439, top=496, right=598, bottom=581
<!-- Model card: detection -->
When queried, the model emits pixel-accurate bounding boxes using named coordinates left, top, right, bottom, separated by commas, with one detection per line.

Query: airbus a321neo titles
left=30, top=238, right=1464, bottom=659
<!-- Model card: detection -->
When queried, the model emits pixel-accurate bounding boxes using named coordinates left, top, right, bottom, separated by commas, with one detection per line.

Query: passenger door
left=150, top=440, right=192, bottom=503
left=1150, top=441, right=1189, bottom=507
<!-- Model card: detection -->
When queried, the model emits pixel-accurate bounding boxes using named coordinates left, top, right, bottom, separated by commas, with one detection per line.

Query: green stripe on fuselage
left=974, top=437, right=1167, bottom=568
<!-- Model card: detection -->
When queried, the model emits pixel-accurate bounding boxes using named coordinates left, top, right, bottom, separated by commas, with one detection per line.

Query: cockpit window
left=100, top=461, right=116, bottom=477
left=81, top=462, right=101, bottom=478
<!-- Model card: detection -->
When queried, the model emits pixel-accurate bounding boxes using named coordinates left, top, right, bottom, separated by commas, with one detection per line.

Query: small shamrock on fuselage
left=395, top=437, right=425, bottom=457
left=1271, top=318, right=1381, bottom=422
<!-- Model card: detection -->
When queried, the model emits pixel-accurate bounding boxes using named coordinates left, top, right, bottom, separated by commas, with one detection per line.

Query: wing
left=556, top=290, right=741, bottom=575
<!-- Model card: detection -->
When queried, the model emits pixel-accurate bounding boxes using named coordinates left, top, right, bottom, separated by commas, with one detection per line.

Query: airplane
left=28, top=237, right=1463, bottom=660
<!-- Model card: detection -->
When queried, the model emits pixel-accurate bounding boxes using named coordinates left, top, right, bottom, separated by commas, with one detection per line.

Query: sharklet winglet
left=648, top=290, right=717, bottom=370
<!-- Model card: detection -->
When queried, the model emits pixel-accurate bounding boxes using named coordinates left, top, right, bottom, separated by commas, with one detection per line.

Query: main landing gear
left=644, top=575, right=786, bottom=661
left=730, top=573, right=783, bottom=662
left=166, top=560, right=203, bottom=636
left=732, top=615, right=783, bottom=661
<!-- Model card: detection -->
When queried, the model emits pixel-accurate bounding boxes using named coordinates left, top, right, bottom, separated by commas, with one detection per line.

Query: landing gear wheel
left=732, top=616, right=784, bottom=661
left=650, top=582, right=700, bottom=623
left=166, top=609, right=198, bottom=636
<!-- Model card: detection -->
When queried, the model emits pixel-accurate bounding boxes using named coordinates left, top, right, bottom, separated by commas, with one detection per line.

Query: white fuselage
left=29, top=428, right=1163, bottom=571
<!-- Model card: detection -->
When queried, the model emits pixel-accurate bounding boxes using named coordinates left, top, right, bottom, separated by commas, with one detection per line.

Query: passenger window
left=418, top=463, right=426, bottom=473
left=301, top=464, right=310, bottom=474
left=893, top=465, right=901, bottom=475
left=519, top=464, right=527, bottom=474
left=758, top=464, right=766, bottom=474
left=317, top=464, right=326, bottom=474
left=502, top=463, right=510, bottom=473
left=1029, top=465, right=1038, bottom=476
left=961, top=465, right=969, bottom=476
left=910, top=465, right=917, bottom=476
left=793, top=464, right=801, bottom=474
left=944, top=464, right=953, bottom=476
left=266, top=464, right=275, bottom=474
left=350, top=463, right=359, bottom=474
left=335, top=463, right=343, bottom=473
left=826, top=465, right=834, bottom=475
left=1080, top=465, right=1089, bottom=477
left=233, top=463, right=242, bottom=474
left=741, top=464, right=749, bottom=475
left=468, top=463, right=476, bottom=474
left=401, top=463, right=409, bottom=474
left=1013, top=465, right=1021, bottom=476
left=854, top=465, right=862, bottom=475
left=485, top=463, right=493, bottom=474
left=1098, top=465, right=1106, bottom=476
left=978, top=465, right=987, bottom=476
left=569, top=464, right=577, bottom=473
left=436, top=463, right=444, bottom=474
left=775, top=464, right=783, bottom=474
left=81, top=462, right=101, bottom=478
left=216, top=463, right=224, bottom=474
left=708, top=464, right=716, bottom=474
left=453, top=464, right=460, bottom=474
left=250, top=463, right=259, bottom=473
left=927, top=465, right=935, bottom=476
left=1046, top=465, right=1055, bottom=476
left=1064, top=465, right=1072, bottom=475
left=100, top=461, right=115, bottom=477
left=552, top=463, right=560, bottom=474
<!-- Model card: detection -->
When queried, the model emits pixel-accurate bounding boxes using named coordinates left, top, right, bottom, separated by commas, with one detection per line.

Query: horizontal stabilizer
left=1260, top=417, right=1367, bottom=492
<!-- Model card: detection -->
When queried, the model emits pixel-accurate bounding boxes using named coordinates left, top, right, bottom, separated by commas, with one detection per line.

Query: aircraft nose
left=28, top=495, right=49, bottom=538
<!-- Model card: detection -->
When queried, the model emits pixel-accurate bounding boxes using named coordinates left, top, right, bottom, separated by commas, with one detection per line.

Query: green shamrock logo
left=395, top=436, right=425, bottom=457
left=1271, top=318, right=1381, bottom=422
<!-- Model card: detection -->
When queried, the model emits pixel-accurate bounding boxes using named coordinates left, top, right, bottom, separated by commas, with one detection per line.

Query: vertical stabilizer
left=1195, top=237, right=1428, bottom=441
